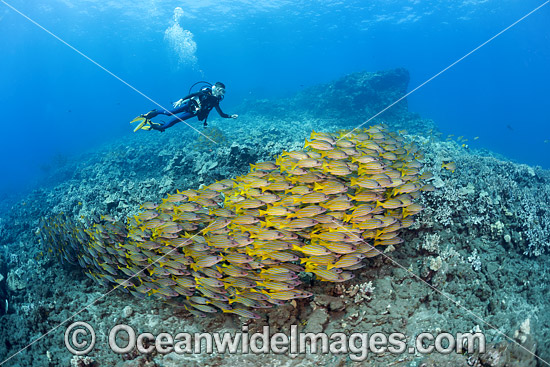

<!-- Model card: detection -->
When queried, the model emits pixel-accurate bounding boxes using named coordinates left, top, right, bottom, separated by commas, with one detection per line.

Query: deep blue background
left=1, top=0, right=549, bottom=204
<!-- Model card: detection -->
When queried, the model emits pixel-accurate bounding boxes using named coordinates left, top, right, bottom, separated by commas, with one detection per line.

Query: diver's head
left=212, top=82, right=226, bottom=97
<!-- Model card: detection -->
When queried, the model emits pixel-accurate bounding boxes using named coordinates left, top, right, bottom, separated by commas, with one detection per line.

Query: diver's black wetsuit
left=147, top=87, right=232, bottom=131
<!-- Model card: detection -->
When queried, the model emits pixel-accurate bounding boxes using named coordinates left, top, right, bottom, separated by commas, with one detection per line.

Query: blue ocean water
left=0, top=0, right=548, bottom=203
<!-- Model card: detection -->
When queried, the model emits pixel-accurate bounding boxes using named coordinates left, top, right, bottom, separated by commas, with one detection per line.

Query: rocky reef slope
left=0, top=69, right=549, bottom=367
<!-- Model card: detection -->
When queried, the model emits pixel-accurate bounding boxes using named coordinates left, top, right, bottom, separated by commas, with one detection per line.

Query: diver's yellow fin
left=133, top=118, right=152, bottom=132
left=130, top=116, right=145, bottom=124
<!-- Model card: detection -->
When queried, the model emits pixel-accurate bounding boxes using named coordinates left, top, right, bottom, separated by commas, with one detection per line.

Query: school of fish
left=39, top=124, right=432, bottom=319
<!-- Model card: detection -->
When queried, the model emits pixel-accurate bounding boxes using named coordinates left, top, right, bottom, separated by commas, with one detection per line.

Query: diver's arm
left=215, top=105, right=232, bottom=119
left=215, top=103, right=238, bottom=119
left=145, top=92, right=204, bottom=118
left=180, top=91, right=201, bottom=102
left=215, top=105, right=237, bottom=119
left=166, top=92, right=203, bottom=114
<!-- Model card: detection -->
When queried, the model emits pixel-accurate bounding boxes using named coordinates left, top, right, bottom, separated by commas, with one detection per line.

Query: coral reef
left=291, top=68, right=411, bottom=123
left=39, top=124, right=428, bottom=319
left=0, top=69, right=548, bottom=366
left=241, top=69, right=434, bottom=134
left=335, top=281, right=375, bottom=304
left=417, top=139, right=550, bottom=257
left=0, top=255, right=5, bottom=317
left=193, top=126, right=228, bottom=151
left=70, top=355, right=96, bottom=367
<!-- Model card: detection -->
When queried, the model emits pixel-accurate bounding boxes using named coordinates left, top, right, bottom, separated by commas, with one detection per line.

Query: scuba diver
left=130, top=81, right=238, bottom=132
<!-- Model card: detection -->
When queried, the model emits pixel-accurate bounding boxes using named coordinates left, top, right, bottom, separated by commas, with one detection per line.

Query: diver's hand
left=173, top=99, right=185, bottom=108
left=231, top=114, right=238, bottom=119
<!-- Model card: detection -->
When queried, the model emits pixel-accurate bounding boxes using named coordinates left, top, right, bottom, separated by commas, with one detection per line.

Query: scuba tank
left=173, top=81, right=212, bottom=110
left=175, top=81, right=219, bottom=127
left=188, top=81, right=212, bottom=94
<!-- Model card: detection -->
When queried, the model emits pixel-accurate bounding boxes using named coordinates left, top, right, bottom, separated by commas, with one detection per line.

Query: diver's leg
left=143, top=101, right=190, bottom=119
left=168, top=101, right=191, bottom=115
left=150, top=112, right=195, bottom=131
left=142, top=110, right=159, bottom=119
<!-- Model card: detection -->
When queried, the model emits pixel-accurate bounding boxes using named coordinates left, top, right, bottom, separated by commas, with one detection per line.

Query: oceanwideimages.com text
left=65, top=322, right=486, bottom=361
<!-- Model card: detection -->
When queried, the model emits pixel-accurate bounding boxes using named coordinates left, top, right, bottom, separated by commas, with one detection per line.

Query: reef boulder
left=290, top=68, right=410, bottom=123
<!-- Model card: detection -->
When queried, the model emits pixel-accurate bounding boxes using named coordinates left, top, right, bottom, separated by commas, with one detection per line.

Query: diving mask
left=212, top=85, right=226, bottom=97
